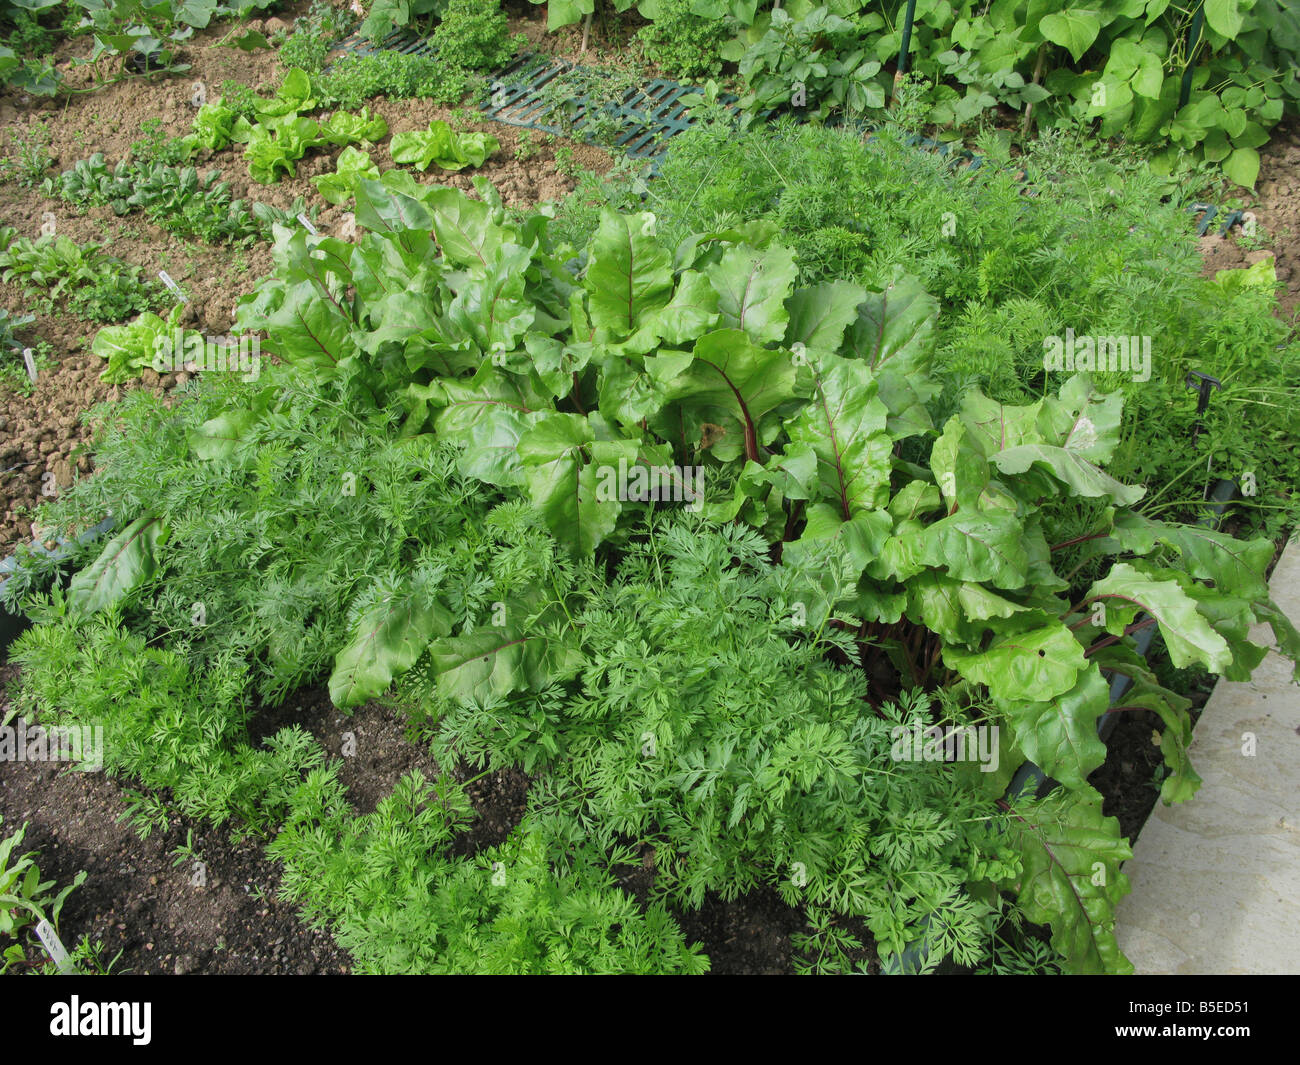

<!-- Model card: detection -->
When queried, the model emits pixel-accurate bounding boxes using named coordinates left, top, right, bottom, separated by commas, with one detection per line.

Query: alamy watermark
left=0, top=719, right=103, bottom=771
left=152, top=330, right=261, bottom=381
left=890, top=724, right=1000, bottom=774
left=1043, top=328, right=1152, bottom=383
left=50, top=997, right=151, bottom=1045
left=594, top=458, right=705, bottom=511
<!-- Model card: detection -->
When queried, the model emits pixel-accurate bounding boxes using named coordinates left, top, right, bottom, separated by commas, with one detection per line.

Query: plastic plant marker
left=35, top=919, right=73, bottom=973
left=158, top=270, right=187, bottom=302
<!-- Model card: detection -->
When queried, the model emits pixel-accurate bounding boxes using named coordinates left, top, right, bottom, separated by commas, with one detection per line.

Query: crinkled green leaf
left=517, top=413, right=639, bottom=555
left=391, top=120, right=499, bottom=172
left=312, top=146, right=380, bottom=206
left=427, top=623, right=579, bottom=702
left=998, top=669, right=1110, bottom=791
left=839, top=273, right=939, bottom=438
left=662, top=328, right=802, bottom=463
left=191, top=101, right=237, bottom=151
left=991, top=443, right=1145, bottom=504
left=784, top=503, right=892, bottom=573
left=782, top=280, right=866, bottom=355
left=1112, top=511, right=1272, bottom=600
left=707, top=242, right=798, bottom=344
left=921, top=510, right=1030, bottom=589
left=447, top=243, right=537, bottom=354
left=90, top=311, right=170, bottom=383
left=583, top=209, right=674, bottom=339
left=942, top=621, right=1087, bottom=703
left=786, top=352, right=891, bottom=518
left=320, top=107, right=388, bottom=146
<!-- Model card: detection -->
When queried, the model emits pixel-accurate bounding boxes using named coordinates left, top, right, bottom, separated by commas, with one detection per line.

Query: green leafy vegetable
left=390, top=120, right=500, bottom=172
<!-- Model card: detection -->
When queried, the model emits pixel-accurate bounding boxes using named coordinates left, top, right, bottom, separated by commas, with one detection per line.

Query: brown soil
left=245, top=683, right=531, bottom=850
left=1197, top=117, right=1300, bottom=321
left=507, top=8, right=649, bottom=72
left=0, top=665, right=350, bottom=975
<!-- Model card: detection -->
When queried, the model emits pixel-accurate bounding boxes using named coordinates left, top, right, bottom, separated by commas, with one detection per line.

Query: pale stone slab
left=1115, top=539, right=1300, bottom=974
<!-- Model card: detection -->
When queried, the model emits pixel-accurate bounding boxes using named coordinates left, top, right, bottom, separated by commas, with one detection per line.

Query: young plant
left=44, top=154, right=268, bottom=244
left=358, top=0, right=447, bottom=41
left=271, top=772, right=709, bottom=974
left=1, top=816, right=86, bottom=974
left=315, top=50, right=472, bottom=108
left=130, top=117, right=191, bottom=166
left=0, top=229, right=162, bottom=322
left=0, top=1, right=63, bottom=96
left=428, top=0, right=520, bottom=71
left=737, top=7, right=886, bottom=126
left=312, top=145, right=380, bottom=204
left=538, top=65, right=640, bottom=148
left=633, top=0, right=727, bottom=80
left=0, top=120, right=54, bottom=188
left=389, top=119, right=499, bottom=171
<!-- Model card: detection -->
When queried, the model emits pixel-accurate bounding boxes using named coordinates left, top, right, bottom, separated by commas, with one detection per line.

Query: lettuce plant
left=182, top=71, right=388, bottom=184
left=312, top=146, right=380, bottom=206
left=389, top=119, right=500, bottom=172
left=187, top=99, right=238, bottom=151
left=90, top=304, right=187, bottom=383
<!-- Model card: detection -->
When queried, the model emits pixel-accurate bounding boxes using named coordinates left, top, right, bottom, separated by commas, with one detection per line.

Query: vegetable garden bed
left=2, top=1, right=1299, bottom=981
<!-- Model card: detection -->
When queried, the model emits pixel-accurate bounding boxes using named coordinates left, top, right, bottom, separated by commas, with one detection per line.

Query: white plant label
left=297, top=212, right=318, bottom=235
left=40, top=211, right=56, bottom=237
left=158, top=270, right=187, bottom=302
left=35, top=919, right=73, bottom=973
left=22, top=346, right=37, bottom=383
left=191, top=80, right=206, bottom=108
